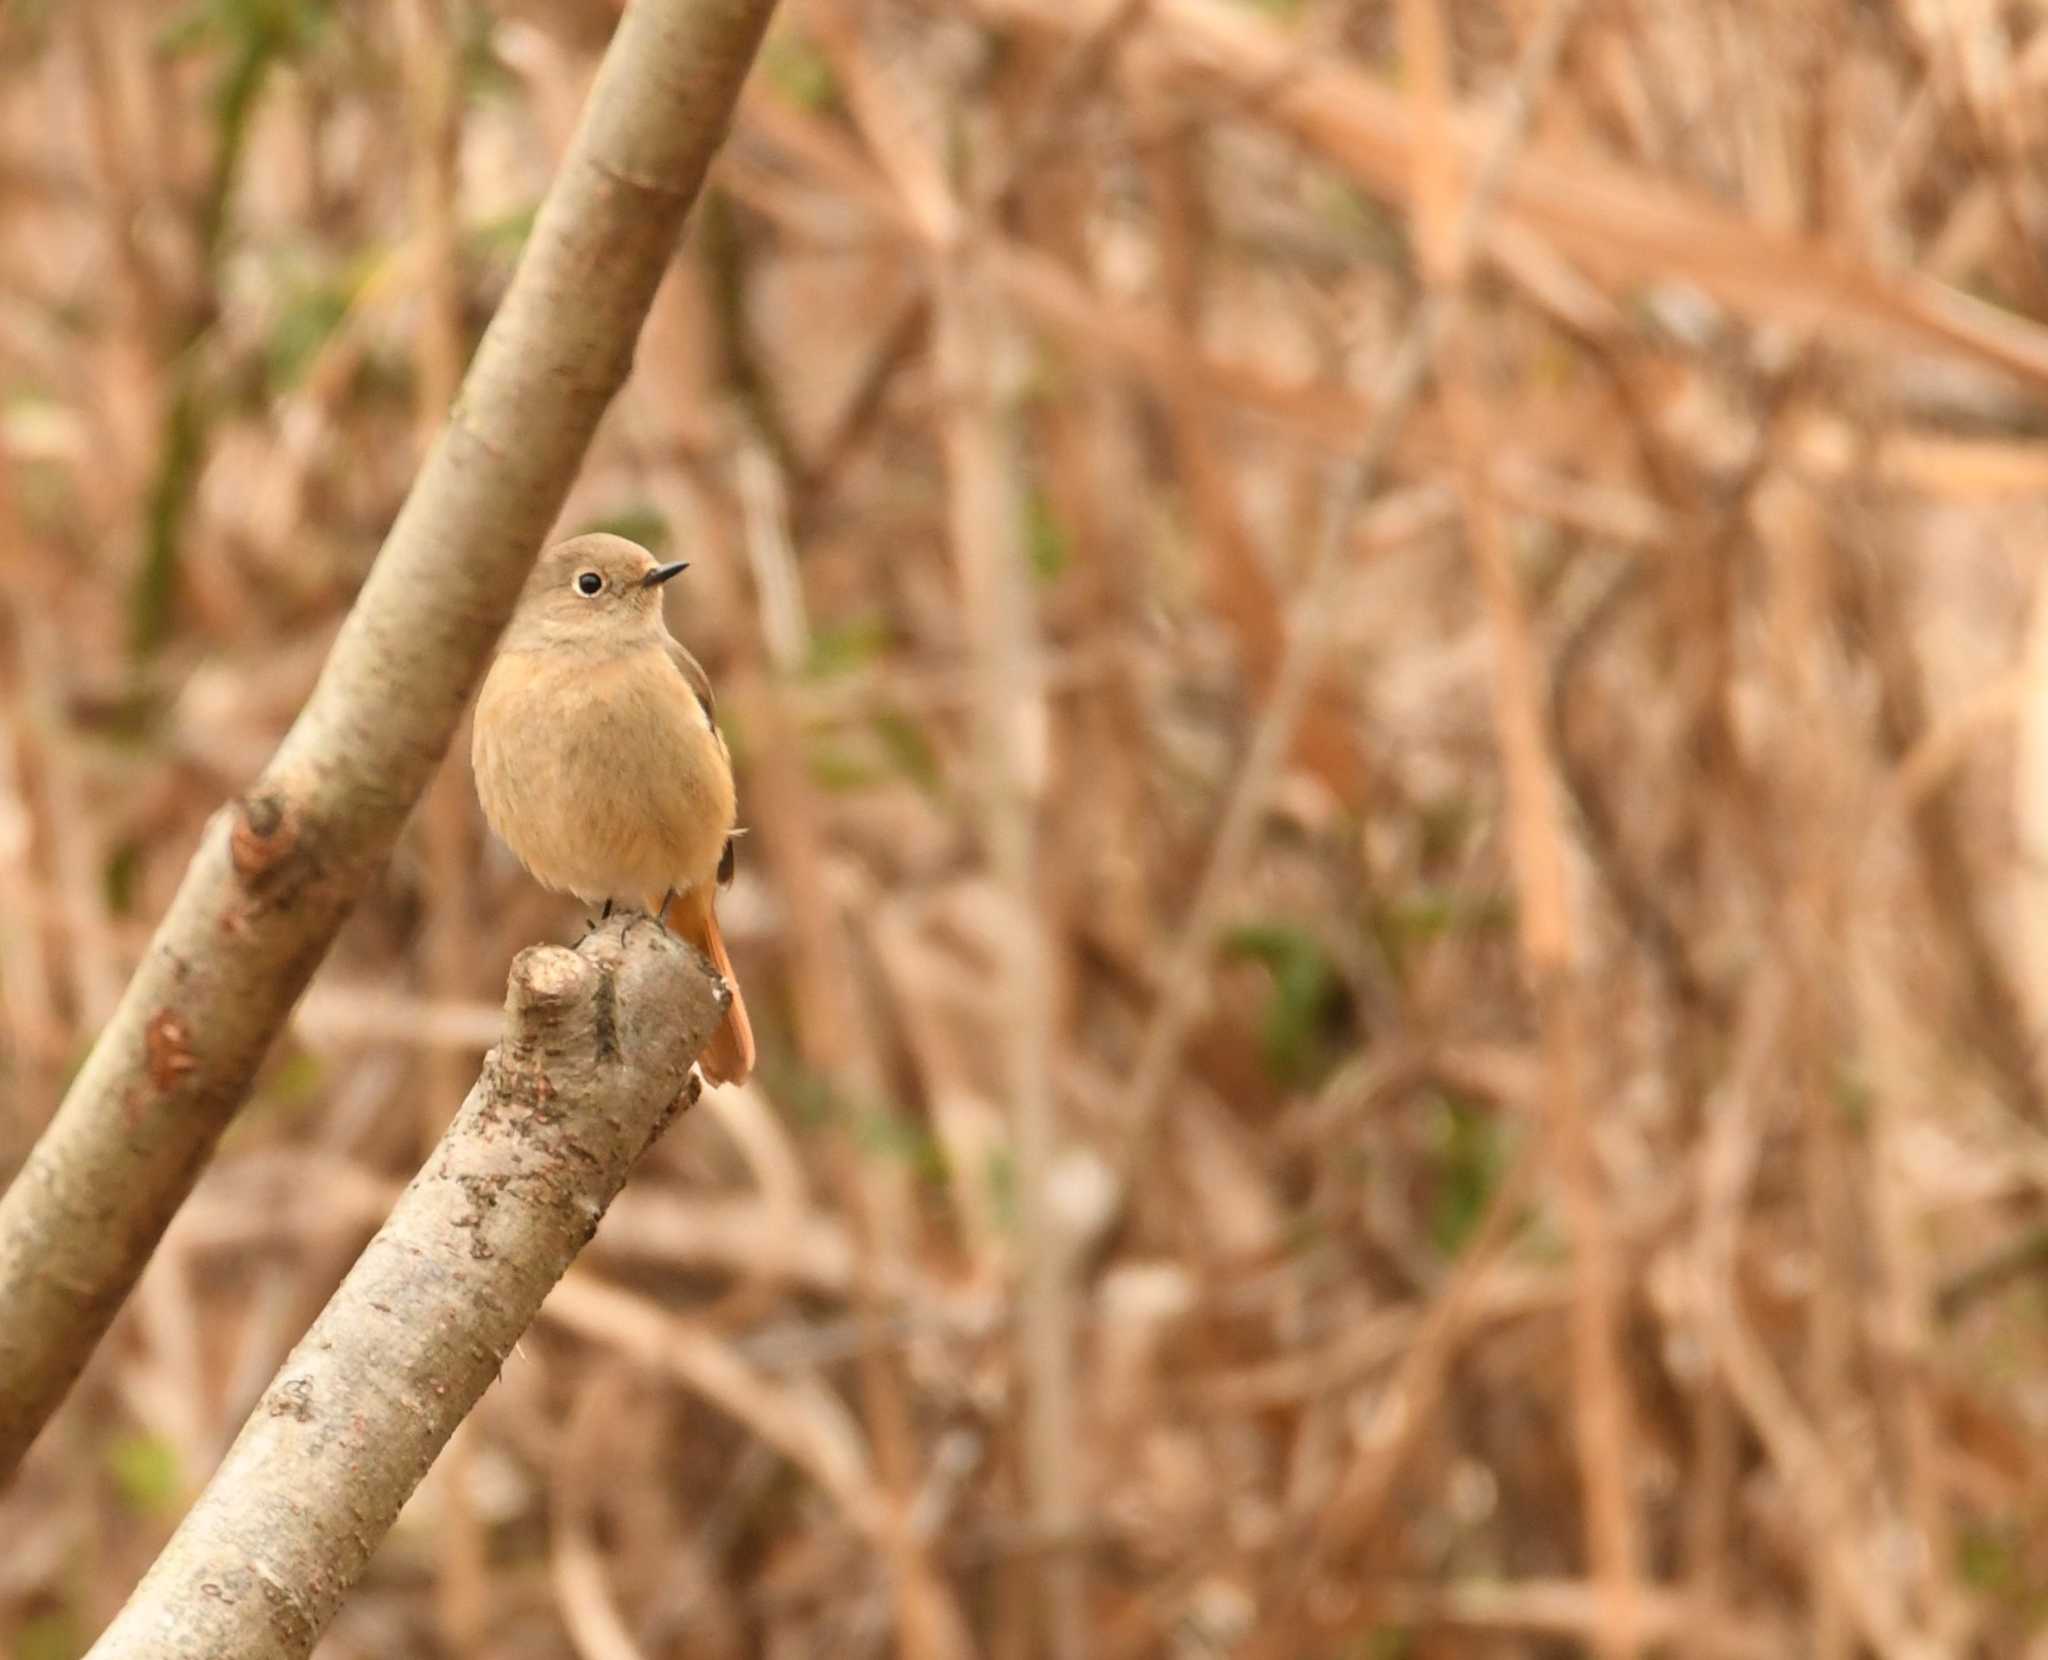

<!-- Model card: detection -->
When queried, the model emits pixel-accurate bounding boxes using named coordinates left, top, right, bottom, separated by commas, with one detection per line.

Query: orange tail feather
left=667, top=887, right=755, bottom=1086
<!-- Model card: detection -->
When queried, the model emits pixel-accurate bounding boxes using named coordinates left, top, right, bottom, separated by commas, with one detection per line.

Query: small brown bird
left=472, top=532, right=755, bottom=1085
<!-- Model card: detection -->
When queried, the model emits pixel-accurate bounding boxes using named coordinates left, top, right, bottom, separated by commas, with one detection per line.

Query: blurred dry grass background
left=2, top=0, right=2048, bottom=1655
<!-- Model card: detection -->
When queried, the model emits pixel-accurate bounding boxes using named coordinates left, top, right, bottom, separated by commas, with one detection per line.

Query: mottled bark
left=0, top=0, right=780, bottom=1478
left=87, top=918, right=725, bottom=1660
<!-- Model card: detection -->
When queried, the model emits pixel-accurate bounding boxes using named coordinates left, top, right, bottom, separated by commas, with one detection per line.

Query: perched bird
left=472, top=532, right=755, bottom=1085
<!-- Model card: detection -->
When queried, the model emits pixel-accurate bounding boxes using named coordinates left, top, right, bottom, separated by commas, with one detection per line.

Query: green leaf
left=1367, top=886, right=1514, bottom=980
left=851, top=1107, right=949, bottom=1185
left=761, top=29, right=836, bottom=112
left=105, top=1431, right=182, bottom=1517
left=1309, top=177, right=1407, bottom=265
left=16, top=1610, right=86, bottom=1660
left=870, top=711, right=941, bottom=793
left=102, top=842, right=143, bottom=918
left=1956, top=1521, right=2025, bottom=1601
left=803, top=615, right=892, bottom=680
left=985, top=1147, right=1017, bottom=1233
left=715, top=704, right=750, bottom=769
left=264, top=278, right=353, bottom=392
left=1343, top=1629, right=1413, bottom=1660
left=262, top=1049, right=325, bottom=1109
left=1415, top=795, right=1475, bottom=866
left=459, top=4, right=517, bottom=101
left=1426, top=1092, right=1507, bottom=1258
left=469, top=203, right=539, bottom=260
left=804, top=736, right=886, bottom=793
left=1023, top=485, right=1069, bottom=583
left=764, top=1061, right=947, bottom=1184
left=1832, top=1064, right=1873, bottom=1132
left=1222, top=922, right=1346, bottom=1087
left=774, top=1061, right=842, bottom=1129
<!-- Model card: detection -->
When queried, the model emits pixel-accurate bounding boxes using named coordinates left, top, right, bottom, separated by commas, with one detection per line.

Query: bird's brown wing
left=665, top=636, right=717, bottom=728
left=665, top=634, right=738, bottom=887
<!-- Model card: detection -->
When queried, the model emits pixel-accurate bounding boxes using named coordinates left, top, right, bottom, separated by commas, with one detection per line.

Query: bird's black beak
left=641, top=561, right=689, bottom=589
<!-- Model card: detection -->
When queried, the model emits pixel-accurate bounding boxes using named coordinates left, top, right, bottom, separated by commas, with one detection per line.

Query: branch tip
left=508, top=945, right=593, bottom=1019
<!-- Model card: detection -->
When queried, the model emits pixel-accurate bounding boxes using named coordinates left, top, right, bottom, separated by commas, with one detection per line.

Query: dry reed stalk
left=937, top=235, right=1077, bottom=1660
left=1371, top=1577, right=1783, bottom=1658
left=12, top=613, right=123, bottom=1029
left=540, top=1271, right=885, bottom=1538
left=1864, top=1066, right=1965, bottom=1647
left=1763, top=475, right=1860, bottom=1660
left=972, top=0, right=2048, bottom=390
left=0, top=611, right=62, bottom=1083
left=799, top=9, right=1076, bottom=1652
left=172, top=1144, right=930, bottom=1307
left=1694, top=971, right=1942, bottom=1660
left=2017, top=556, right=2048, bottom=1097
left=396, top=0, right=488, bottom=1643
left=724, top=438, right=887, bottom=1099
left=728, top=353, right=971, bottom=1660
left=69, top=6, right=161, bottom=490
left=685, top=137, right=940, bottom=1643
left=552, top=1369, right=653, bottom=1660
left=726, top=98, right=1375, bottom=446
left=1247, top=1143, right=1540, bottom=1656
left=1199, top=1263, right=1568, bottom=1410
left=1130, top=64, right=1368, bottom=810
left=1834, top=515, right=2046, bottom=1127
left=1407, top=0, right=1637, bottom=1651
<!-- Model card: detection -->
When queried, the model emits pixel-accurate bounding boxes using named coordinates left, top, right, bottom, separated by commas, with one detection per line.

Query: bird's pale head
left=503, top=533, right=688, bottom=654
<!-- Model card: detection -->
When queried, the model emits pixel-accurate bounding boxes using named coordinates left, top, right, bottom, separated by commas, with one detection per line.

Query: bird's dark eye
left=576, top=571, right=603, bottom=597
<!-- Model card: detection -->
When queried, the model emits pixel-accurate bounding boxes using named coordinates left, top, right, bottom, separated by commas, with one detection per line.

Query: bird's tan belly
left=473, top=648, right=734, bottom=908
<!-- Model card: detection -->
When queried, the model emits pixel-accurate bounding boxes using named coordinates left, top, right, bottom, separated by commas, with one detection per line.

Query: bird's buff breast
left=472, top=646, right=735, bottom=908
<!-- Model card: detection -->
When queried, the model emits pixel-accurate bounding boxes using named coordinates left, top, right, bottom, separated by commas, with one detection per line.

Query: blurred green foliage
left=104, top=1431, right=182, bottom=1517
left=804, top=616, right=893, bottom=680
left=1425, top=1091, right=1508, bottom=1258
left=136, top=0, right=337, bottom=659
left=776, top=1062, right=949, bottom=1187
left=760, top=28, right=837, bottom=114
left=1023, top=484, right=1070, bottom=583
left=15, top=1609, right=85, bottom=1660
left=1222, top=922, right=1347, bottom=1088
left=262, top=276, right=355, bottom=393
left=1368, top=886, right=1514, bottom=983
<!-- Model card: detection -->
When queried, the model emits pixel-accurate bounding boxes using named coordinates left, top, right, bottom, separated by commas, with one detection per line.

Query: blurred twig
left=132, top=1, right=312, bottom=659
left=396, top=0, right=489, bottom=1645
left=936, top=258, right=1074, bottom=1660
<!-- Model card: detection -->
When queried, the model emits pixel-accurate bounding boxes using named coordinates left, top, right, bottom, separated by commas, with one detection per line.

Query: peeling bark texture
left=85, top=917, right=726, bottom=1660
left=0, top=0, right=781, bottom=1479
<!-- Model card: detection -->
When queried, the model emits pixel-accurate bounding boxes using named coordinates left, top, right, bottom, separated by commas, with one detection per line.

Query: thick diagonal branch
left=85, top=917, right=726, bottom=1660
left=0, top=0, right=779, bottom=1479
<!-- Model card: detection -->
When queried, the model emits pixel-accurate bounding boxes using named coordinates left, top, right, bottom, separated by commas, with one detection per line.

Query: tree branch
left=0, top=0, right=780, bottom=1479
left=85, top=916, right=727, bottom=1660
